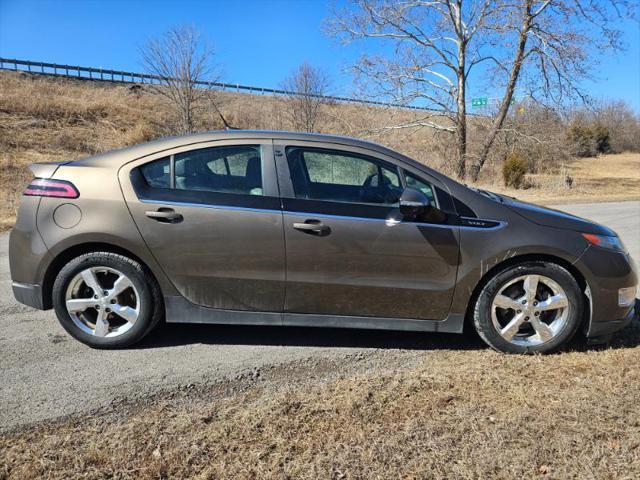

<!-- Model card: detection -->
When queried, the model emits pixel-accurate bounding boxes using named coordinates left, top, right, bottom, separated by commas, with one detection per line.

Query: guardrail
left=0, top=57, right=436, bottom=112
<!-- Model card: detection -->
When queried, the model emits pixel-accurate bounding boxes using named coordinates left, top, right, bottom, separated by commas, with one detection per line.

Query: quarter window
left=286, top=147, right=402, bottom=205
left=140, top=157, right=171, bottom=189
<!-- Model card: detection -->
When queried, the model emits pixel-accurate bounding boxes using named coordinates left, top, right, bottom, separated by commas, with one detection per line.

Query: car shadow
left=571, top=297, right=640, bottom=350
left=605, top=327, right=640, bottom=349
left=135, top=299, right=640, bottom=352
left=136, top=322, right=485, bottom=351
left=586, top=302, right=640, bottom=351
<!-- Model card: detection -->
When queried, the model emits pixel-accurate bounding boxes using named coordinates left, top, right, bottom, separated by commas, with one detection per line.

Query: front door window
left=286, top=147, right=402, bottom=205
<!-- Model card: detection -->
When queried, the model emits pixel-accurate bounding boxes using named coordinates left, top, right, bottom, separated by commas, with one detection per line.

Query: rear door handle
left=292, top=219, right=330, bottom=235
left=145, top=208, right=183, bottom=223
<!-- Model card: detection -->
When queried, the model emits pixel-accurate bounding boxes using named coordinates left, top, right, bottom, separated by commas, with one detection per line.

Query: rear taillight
left=23, top=178, right=79, bottom=199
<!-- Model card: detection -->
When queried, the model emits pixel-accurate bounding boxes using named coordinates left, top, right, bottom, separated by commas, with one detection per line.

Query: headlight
left=581, top=233, right=626, bottom=252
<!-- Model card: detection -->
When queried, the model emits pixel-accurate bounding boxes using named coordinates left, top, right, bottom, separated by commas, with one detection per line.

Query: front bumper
left=574, top=245, right=638, bottom=338
left=12, top=282, right=45, bottom=310
left=587, top=303, right=636, bottom=338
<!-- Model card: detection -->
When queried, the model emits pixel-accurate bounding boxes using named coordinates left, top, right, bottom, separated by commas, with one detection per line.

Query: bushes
left=482, top=103, right=572, bottom=178
left=566, top=101, right=640, bottom=156
left=502, top=152, right=528, bottom=188
left=591, top=123, right=612, bottom=154
left=585, top=100, right=640, bottom=153
left=566, top=121, right=611, bottom=157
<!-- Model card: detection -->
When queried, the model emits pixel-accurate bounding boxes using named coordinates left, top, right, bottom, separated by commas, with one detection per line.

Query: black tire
left=473, top=261, right=583, bottom=354
left=52, top=252, right=163, bottom=348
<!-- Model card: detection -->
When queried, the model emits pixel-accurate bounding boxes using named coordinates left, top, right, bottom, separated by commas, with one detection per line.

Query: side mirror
left=399, top=187, right=430, bottom=218
left=399, top=188, right=447, bottom=223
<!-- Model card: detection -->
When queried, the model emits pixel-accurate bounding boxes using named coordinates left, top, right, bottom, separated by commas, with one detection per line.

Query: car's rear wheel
left=52, top=252, right=163, bottom=348
left=473, top=261, right=583, bottom=354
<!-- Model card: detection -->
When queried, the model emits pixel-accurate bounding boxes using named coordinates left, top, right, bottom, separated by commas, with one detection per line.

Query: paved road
left=558, top=202, right=639, bottom=267
left=1, top=201, right=638, bottom=430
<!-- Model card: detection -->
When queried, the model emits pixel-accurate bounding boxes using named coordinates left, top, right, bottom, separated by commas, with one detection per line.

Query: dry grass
left=484, top=153, right=640, bottom=205
left=0, top=72, right=167, bottom=229
left=1, top=321, right=639, bottom=479
left=1, top=70, right=639, bottom=232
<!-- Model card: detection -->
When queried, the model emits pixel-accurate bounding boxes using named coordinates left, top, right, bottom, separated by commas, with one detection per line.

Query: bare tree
left=329, top=1, right=635, bottom=180
left=141, top=25, right=220, bottom=134
left=469, top=1, right=636, bottom=180
left=282, top=62, right=331, bottom=132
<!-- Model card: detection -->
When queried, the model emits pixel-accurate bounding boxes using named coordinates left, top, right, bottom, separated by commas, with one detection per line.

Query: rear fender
left=34, top=163, right=178, bottom=298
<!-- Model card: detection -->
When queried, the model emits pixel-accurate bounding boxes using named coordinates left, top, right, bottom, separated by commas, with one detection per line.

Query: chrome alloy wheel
left=65, top=267, right=140, bottom=338
left=490, top=274, right=570, bottom=347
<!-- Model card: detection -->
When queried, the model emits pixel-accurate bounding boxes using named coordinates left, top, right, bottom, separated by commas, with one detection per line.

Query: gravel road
left=1, top=201, right=638, bottom=430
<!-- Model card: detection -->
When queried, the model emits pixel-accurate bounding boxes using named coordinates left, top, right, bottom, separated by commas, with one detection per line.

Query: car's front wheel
left=52, top=252, right=163, bottom=348
left=473, top=261, right=584, bottom=354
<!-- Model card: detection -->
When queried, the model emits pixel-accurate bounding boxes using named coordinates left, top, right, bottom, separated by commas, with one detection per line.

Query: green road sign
left=471, top=97, right=488, bottom=108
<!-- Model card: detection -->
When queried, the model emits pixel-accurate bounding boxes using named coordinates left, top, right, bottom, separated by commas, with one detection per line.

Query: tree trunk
left=181, top=99, right=192, bottom=134
left=469, top=3, right=533, bottom=182
left=453, top=0, right=467, bottom=180
left=455, top=73, right=467, bottom=179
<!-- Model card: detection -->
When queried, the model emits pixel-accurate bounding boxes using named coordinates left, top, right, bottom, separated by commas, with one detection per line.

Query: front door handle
left=293, top=219, right=330, bottom=236
left=145, top=208, right=183, bottom=223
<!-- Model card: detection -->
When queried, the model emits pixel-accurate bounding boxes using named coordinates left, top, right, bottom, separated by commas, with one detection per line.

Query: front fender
left=448, top=214, right=588, bottom=318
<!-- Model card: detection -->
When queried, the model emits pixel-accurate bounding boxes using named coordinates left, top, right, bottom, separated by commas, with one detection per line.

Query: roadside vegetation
left=1, top=71, right=639, bottom=231
left=2, top=321, right=640, bottom=479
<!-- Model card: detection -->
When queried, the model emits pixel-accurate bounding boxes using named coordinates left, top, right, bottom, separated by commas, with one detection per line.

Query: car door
left=275, top=140, right=460, bottom=321
left=121, top=140, right=285, bottom=312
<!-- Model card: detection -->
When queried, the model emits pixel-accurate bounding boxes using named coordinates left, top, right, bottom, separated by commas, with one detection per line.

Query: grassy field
left=1, top=71, right=639, bottom=231
left=2, top=322, right=639, bottom=479
left=488, top=152, right=640, bottom=205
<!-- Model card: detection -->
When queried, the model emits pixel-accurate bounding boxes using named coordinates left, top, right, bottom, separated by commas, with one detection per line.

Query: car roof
left=70, top=130, right=397, bottom=165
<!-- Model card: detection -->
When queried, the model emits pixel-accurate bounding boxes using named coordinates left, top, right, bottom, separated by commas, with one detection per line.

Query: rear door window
left=175, top=145, right=263, bottom=195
